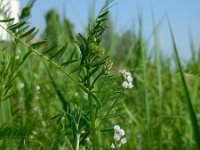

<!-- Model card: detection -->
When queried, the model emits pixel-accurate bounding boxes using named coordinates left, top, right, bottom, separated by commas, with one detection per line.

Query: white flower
left=114, top=125, right=120, bottom=131
left=114, top=125, right=125, bottom=136
left=127, top=75, right=133, bottom=82
left=119, top=69, right=133, bottom=89
left=111, top=125, right=127, bottom=149
left=127, top=82, right=133, bottom=89
left=36, top=85, right=40, bottom=91
left=121, top=137, right=127, bottom=144
left=111, top=143, right=115, bottom=149
left=114, top=133, right=121, bottom=141
left=119, top=129, right=125, bottom=136
left=126, top=71, right=131, bottom=77
left=122, top=81, right=129, bottom=88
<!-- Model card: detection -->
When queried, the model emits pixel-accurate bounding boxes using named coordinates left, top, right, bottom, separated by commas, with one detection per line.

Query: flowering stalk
left=120, top=69, right=133, bottom=89
left=111, top=125, right=127, bottom=149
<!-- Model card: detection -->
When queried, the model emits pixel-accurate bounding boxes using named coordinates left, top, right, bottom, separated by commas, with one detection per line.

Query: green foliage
left=0, top=125, right=31, bottom=139
left=168, top=21, right=200, bottom=149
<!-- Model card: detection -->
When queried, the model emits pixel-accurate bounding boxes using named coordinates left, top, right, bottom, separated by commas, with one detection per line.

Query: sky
left=19, top=0, right=200, bottom=60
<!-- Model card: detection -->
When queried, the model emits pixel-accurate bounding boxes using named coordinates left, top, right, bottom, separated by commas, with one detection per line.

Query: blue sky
left=20, top=0, right=200, bottom=60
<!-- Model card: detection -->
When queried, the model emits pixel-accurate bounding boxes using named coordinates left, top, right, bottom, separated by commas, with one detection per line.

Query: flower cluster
left=104, top=60, right=113, bottom=75
left=119, top=69, right=133, bottom=89
left=111, top=125, right=127, bottom=149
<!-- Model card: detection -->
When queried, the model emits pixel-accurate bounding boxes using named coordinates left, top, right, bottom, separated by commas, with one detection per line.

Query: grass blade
left=168, top=20, right=200, bottom=150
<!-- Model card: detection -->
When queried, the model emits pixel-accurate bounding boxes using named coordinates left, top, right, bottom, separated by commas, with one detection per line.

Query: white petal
left=111, top=143, right=115, bottom=149
left=121, top=137, right=127, bottom=144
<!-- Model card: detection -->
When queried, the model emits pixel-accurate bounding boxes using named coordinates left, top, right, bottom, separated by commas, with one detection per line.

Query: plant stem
left=75, top=134, right=80, bottom=150
left=87, top=66, right=97, bottom=150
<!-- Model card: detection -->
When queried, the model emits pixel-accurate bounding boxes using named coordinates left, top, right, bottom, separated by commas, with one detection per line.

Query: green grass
left=0, top=0, right=200, bottom=149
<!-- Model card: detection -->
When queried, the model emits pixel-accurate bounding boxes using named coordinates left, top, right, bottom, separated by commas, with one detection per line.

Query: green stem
left=87, top=66, right=97, bottom=150
left=75, top=134, right=80, bottom=150
left=89, top=92, right=97, bottom=149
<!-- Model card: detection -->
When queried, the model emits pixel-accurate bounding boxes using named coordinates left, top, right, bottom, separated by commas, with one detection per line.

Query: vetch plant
left=0, top=0, right=132, bottom=149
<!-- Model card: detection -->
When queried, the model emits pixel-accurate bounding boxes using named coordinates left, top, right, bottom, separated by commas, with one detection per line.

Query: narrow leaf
left=43, top=44, right=57, bottom=55
left=7, top=21, right=26, bottom=31
left=30, top=40, right=46, bottom=49
left=50, top=45, right=67, bottom=59
left=19, top=27, right=35, bottom=38
left=97, top=11, right=109, bottom=19
left=26, top=29, right=39, bottom=43
left=0, top=18, right=14, bottom=22
left=168, top=20, right=200, bottom=149
left=61, top=60, right=78, bottom=67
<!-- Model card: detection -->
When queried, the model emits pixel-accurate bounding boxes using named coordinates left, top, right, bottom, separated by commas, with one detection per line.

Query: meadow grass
left=0, top=0, right=200, bottom=149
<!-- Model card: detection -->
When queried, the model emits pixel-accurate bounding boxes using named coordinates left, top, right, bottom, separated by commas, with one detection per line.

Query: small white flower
left=121, top=137, right=127, bottom=144
left=119, top=129, right=125, bottom=136
left=127, top=82, right=133, bottom=89
left=36, top=85, right=40, bottom=91
left=111, top=143, right=115, bottom=149
left=122, top=81, right=129, bottom=88
left=119, top=68, right=133, bottom=89
left=111, top=125, right=127, bottom=149
left=114, top=125, right=120, bottom=132
left=114, top=133, right=121, bottom=141
left=126, top=71, right=131, bottom=77
left=127, top=75, right=133, bottom=82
